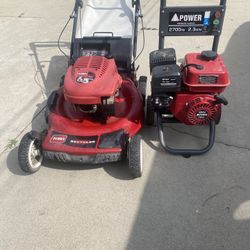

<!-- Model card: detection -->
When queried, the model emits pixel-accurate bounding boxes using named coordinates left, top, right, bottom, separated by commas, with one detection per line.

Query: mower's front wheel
left=18, top=132, right=43, bottom=173
left=128, top=135, right=143, bottom=178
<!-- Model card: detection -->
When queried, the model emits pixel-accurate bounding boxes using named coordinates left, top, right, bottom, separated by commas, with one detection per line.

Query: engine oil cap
left=201, top=50, right=218, bottom=61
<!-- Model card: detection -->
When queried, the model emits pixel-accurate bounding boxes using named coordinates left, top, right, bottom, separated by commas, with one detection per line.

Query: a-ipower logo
left=50, top=135, right=67, bottom=144
left=171, top=13, right=203, bottom=22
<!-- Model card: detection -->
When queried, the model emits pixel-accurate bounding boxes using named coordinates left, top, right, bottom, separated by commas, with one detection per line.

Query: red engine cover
left=64, top=56, right=122, bottom=104
left=183, top=53, right=230, bottom=93
left=171, top=93, right=221, bottom=125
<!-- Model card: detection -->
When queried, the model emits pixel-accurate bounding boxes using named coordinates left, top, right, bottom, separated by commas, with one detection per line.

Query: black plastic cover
left=151, top=64, right=181, bottom=94
left=149, top=48, right=176, bottom=73
left=72, top=37, right=132, bottom=72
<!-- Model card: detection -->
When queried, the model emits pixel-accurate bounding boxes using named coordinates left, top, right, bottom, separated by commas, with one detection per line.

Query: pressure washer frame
left=156, top=0, right=227, bottom=157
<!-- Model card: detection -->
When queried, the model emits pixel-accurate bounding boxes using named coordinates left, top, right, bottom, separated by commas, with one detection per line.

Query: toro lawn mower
left=18, top=0, right=146, bottom=177
left=147, top=0, right=229, bottom=157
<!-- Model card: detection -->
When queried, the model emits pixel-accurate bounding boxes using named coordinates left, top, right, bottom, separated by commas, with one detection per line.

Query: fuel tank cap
left=201, top=50, right=218, bottom=61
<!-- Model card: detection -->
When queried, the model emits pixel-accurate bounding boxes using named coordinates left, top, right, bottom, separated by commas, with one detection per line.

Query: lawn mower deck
left=42, top=76, right=144, bottom=164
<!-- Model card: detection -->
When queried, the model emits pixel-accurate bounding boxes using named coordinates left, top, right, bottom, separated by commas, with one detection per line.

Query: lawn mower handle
left=132, top=0, right=142, bottom=60
left=69, top=0, right=142, bottom=65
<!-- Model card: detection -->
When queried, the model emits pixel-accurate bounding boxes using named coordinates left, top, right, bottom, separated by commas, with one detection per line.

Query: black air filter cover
left=150, top=48, right=176, bottom=73
left=151, top=64, right=181, bottom=94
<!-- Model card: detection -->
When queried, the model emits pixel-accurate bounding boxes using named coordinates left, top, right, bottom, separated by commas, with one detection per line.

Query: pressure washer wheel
left=18, top=132, right=43, bottom=173
left=128, top=135, right=143, bottom=178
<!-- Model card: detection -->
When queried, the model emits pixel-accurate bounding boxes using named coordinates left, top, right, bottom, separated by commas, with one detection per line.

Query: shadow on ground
left=126, top=22, right=250, bottom=250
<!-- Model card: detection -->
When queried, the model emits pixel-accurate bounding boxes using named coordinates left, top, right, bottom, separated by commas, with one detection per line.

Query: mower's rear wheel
left=128, top=135, right=143, bottom=178
left=146, top=96, right=155, bottom=126
left=18, top=132, right=43, bottom=173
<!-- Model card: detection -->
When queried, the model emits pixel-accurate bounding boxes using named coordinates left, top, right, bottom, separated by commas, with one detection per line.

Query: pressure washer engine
left=148, top=48, right=229, bottom=126
left=147, top=48, right=230, bottom=156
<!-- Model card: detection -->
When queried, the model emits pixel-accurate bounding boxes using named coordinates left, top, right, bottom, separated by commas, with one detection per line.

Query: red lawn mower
left=18, top=0, right=146, bottom=177
left=147, top=0, right=229, bottom=157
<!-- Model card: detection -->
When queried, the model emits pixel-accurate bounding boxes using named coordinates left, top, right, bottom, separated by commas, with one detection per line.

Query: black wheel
left=146, top=96, right=155, bottom=126
left=138, top=76, right=147, bottom=105
left=128, top=135, right=143, bottom=178
left=18, top=132, right=43, bottom=173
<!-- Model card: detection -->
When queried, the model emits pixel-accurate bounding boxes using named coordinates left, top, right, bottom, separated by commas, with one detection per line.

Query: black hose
left=133, top=3, right=145, bottom=63
left=57, top=14, right=74, bottom=60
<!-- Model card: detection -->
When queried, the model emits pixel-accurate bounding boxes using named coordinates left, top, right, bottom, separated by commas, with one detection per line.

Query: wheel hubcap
left=28, top=140, right=43, bottom=169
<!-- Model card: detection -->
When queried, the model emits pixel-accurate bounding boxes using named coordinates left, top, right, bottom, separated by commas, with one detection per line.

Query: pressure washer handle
left=159, top=0, right=227, bottom=52
left=161, top=0, right=227, bottom=8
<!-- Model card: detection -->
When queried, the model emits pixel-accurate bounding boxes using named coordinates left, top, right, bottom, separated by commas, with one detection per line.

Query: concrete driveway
left=0, top=0, right=250, bottom=249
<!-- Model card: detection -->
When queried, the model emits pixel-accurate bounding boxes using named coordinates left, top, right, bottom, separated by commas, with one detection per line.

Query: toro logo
left=50, top=135, right=67, bottom=144
left=76, top=72, right=95, bottom=84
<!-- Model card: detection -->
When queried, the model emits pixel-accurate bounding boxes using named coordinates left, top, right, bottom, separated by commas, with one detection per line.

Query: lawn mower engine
left=149, top=49, right=229, bottom=126
left=64, top=55, right=122, bottom=117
